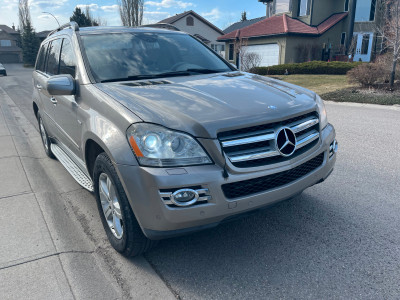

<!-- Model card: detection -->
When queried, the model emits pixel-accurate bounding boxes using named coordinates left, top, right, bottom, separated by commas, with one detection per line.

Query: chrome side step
left=50, top=143, right=94, bottom=192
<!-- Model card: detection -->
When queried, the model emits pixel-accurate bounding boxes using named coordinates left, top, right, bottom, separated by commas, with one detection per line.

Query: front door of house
left=353, top=32, right=374, bottom=62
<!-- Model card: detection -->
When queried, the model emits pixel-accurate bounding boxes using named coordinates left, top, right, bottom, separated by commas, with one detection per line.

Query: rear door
left=33, top=41, right=59, bottom=136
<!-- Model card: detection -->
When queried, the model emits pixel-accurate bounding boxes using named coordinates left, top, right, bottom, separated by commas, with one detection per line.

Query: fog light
left=171, top=189, right=199, bottom=207
left=329, top=139, right=338, bottom=158
left=333, top=139, right=338, bottom=153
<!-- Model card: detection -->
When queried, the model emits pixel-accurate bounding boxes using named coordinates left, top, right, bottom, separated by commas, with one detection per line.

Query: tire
left=37, top=112, right=55, bottom=158
left=93, top=152, right=157, bottom=257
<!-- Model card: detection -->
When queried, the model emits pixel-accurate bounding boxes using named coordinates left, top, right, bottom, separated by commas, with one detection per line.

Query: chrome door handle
left=50, top=97, right=57, bottom=105
left=36, top=84, right=42, bottom=90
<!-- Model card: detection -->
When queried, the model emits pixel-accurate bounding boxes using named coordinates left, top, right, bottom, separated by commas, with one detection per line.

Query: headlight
left=127, top=123, right=212, bottom=167
left=315, top=94, right=328, bottom=130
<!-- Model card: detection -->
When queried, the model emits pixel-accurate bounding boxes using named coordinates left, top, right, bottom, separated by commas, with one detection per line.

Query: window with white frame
left=0, top=40, right=12, bottom=47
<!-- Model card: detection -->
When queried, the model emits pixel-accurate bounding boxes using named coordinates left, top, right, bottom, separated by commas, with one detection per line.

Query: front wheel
left=93, top=153, right=157, bottom=257
left=37, top=112, right=55, bottom=158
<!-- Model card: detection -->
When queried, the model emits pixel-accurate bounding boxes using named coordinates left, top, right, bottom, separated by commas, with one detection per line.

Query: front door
left=353, top=32, right=374, bottom=62
left=51, top=38, right=81, bottom=157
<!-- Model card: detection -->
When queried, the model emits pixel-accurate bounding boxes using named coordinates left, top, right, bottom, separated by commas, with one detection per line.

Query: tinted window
left=35, top=43, right=48, bottom=72
left=46, top=39, right=62, bottom=75
left=81, top=33, right=231, bottom=82
left=59, top=39, right=76, bottom=77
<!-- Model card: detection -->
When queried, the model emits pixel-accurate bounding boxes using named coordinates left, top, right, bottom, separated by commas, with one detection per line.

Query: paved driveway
left=1, top=64, right=399, bottom=299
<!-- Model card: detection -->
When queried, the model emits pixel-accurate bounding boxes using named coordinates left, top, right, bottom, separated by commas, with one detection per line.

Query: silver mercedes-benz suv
left=32, top=22, right=337, bottom=256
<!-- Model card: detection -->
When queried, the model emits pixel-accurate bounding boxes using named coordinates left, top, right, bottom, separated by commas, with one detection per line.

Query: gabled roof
left=0, top=25, right=19, bottom=35
left=158, top=10, right=224, bottom=35
left=223, top=17, right=266, bottom=34
left=218, top=13, right=348, bottom=41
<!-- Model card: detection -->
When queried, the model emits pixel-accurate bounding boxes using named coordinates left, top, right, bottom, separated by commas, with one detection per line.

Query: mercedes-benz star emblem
left=276, top=127, right=297, bottom=157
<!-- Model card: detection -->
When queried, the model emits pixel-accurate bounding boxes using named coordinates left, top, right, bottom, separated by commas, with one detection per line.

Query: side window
left=46, top=39, right=62, bottom=76
left=35, top=43, right=48, bottom=72
left=59, top=39, right=76, bottom=77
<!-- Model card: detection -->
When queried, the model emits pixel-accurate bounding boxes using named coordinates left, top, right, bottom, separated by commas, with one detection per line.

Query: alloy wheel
left=99, top=173, right=124, bottom=239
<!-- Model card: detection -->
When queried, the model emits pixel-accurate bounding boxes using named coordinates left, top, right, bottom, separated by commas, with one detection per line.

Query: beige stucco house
left=219, top=0, right=382, bottom=66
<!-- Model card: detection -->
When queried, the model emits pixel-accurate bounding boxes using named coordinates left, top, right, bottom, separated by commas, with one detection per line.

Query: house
left=218, top=0, right=382, bottom=67
left=0, top=25, right=22, bottom=63
left=158, top=10, right=226, bottom=56
left=37, top=31, right=51, bottom=42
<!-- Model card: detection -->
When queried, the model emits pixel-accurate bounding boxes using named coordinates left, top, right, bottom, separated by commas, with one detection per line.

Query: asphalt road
left=1, top=64, right=400, bottom=299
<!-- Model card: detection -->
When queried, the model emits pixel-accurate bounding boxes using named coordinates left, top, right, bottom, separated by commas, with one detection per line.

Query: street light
left=42, top=12, right=60, bottom=28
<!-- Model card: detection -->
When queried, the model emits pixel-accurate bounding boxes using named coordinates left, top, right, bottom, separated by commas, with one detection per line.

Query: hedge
left=250, top=61, right=362, bottom=75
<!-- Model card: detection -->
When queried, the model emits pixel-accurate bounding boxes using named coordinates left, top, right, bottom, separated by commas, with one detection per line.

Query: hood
left=96, top=72, right=318, bottom=139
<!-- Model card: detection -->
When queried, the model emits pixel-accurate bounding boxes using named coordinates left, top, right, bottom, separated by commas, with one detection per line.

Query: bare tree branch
left=18, top=0, right=31, bottom=30
left=118, top=0, right=143, bottom=27
left=376, top=0, right=400, bottom=89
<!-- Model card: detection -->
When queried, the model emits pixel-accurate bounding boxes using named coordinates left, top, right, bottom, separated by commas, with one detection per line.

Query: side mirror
left=46, top=74, right=76, bottom=96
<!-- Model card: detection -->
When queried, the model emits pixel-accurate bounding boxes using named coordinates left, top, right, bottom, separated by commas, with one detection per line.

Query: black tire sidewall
left=93, top=153, right=145, bottom=255
left=37, top=112, right=54, bottom=158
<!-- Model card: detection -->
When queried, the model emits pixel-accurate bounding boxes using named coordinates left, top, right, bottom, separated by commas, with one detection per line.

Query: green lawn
left=268, top=74, right=400, bottom=105
left=268, top=74, right=356, bottom=95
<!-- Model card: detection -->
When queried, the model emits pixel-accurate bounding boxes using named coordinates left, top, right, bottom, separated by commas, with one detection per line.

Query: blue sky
left=0, top=0, right=267, bottom=32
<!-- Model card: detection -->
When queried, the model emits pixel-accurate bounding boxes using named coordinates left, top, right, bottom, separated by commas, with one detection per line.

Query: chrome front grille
left=218, top=112, right=320, bottom=168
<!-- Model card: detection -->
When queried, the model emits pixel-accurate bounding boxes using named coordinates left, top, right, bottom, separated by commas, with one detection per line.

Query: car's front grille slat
left=218, top=112, right=320, bottom=168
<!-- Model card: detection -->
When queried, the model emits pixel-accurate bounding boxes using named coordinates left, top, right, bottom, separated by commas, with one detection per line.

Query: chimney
left=12, top=23, right=15, bottom=31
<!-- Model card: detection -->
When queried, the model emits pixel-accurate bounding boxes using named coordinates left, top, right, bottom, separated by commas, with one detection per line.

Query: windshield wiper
left=100, top=71, right=192, bottom=83
left=100, top=69, right=226, bottom=83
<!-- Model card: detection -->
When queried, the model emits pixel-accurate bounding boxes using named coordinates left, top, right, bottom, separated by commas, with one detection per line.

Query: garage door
left=243, top=44, right=280, bottom=67
left=0, top=53, right=20, bottom=63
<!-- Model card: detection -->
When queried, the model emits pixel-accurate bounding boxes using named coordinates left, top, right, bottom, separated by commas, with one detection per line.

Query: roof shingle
left=218, top=13, right=348, bottom=41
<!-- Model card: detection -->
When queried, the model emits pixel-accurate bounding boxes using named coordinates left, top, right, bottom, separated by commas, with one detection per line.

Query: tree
left=242, top=52, right=262, bottom=71
left=241, top=11, right=247, bottom=22
left=376, top=0, right=400, bottom=89
left=118, top=0, right=144, bottom=27
left=70, top=7, right=94, bottom=27
left=21, top=20, right=40, bottom=66
left=18, top=0, right=39, bottom=66
left=84, top=6, right=99, bottom=26
left=18, top=0, right=30, bottom=30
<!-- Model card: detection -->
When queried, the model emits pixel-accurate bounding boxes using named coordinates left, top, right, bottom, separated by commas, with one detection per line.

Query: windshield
left=81, top=32, right=232, bottom=83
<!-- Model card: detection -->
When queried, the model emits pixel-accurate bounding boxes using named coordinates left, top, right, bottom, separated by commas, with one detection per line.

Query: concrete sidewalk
left=0, top=87, right=175, bottom=300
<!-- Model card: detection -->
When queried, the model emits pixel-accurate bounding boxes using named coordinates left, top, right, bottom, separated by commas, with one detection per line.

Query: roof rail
left=47, top=21, right=79, bottom=37
left=139, top=23, right=180, bottom=31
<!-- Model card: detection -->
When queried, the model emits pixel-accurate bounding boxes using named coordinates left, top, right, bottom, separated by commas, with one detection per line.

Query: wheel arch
left=33, top=101, right=39, bottom=119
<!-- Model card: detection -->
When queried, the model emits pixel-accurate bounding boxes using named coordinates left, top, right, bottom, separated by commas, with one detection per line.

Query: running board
left=50, top=143, right=94, bottom=192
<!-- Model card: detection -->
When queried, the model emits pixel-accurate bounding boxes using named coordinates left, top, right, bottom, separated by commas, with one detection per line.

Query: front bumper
left=116, top=124, right=337, bottom=240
